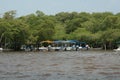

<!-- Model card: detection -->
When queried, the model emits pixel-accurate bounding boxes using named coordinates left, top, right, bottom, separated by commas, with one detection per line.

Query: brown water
left=0, top=51, right=120, bottom=80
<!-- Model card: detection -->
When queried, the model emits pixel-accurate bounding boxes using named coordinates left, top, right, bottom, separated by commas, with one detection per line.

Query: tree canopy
left=0, top=10, right=120, bottom=50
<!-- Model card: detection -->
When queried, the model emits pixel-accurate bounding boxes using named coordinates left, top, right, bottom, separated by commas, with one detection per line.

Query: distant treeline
left=0, top=10, right=120, bottom=50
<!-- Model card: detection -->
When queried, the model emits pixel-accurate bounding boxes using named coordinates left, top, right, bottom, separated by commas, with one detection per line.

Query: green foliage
left=3, top=10, right=16, bottom=20
left=101, top=15, right=120, bottom=30
left=65, top=18, right=82, bottom=34
left=52, top=24, right=66, bottom=40
left=0, top=10, right=120, bottom=50
left=0, top=20, right=11, bottom=45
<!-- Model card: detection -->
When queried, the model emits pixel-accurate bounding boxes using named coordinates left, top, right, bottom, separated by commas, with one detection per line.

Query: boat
left=0, top=48, right=3, bottom=51
left=39, top=46, right=48, bottom=51
left=114, top=47, right=120, bottom=51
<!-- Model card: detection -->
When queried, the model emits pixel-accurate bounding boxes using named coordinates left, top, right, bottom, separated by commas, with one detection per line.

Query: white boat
left=39, top=46, right=48, bottom=51
left=114, top=47, right=120, bottom=51
left=0, top=48, right=3, bottom=51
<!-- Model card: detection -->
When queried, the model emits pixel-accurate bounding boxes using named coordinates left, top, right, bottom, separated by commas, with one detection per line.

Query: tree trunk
left=109, top=42, right=112, bottom=50
left=0, top=33, right=4, bottom=47
left=103, top=43, right=107, bottom=51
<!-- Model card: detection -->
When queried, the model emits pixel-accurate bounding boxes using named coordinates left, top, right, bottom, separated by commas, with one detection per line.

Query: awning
left=41, top=40, right=53, bottom=43
left=54, top=40, right=76, bottom=44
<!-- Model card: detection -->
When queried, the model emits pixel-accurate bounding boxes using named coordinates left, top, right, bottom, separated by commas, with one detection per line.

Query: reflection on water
left=0, top=51, right=120, bottom=80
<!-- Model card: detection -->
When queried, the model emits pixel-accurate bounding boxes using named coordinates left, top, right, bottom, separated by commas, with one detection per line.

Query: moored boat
left=114, top=47, right=120, bottom=51
left=0, top=48, right=3, bottom=51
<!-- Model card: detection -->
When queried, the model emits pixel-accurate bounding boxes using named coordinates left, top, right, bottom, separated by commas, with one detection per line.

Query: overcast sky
left=0, top=0, right=120, bottom=17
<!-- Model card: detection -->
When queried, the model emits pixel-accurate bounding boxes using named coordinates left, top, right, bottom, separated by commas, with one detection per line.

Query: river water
left=0, top=50, right=120, bottom=80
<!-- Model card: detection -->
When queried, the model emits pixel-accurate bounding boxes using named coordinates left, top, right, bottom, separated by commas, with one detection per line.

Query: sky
left=0, top=0, right=120, bottom=17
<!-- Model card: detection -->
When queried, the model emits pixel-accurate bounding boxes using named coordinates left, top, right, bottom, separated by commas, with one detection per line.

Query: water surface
left=0, top=51, right=120, bottom=80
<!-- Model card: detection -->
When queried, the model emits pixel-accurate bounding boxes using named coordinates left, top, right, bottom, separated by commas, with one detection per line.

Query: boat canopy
left=41, top=40, right=53, bottom=43
left=54, top=40, right=76, bottom=44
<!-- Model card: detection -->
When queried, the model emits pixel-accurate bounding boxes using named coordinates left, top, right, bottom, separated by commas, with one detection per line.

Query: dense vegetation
left=0, top=10, right=120, bottom=50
